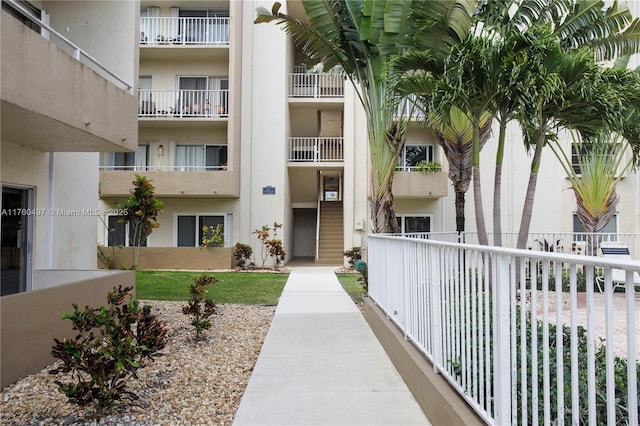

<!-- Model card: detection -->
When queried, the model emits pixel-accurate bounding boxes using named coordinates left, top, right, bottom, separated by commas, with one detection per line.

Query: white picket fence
left=368, top=234, right=639, bottom=425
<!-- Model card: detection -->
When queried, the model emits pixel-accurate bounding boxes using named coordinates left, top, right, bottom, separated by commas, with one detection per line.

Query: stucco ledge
left=363, top=297, right=486, bottom=426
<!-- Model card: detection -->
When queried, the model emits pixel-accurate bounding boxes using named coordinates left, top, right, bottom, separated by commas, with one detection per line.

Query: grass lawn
left=136, top=270, right=288, bottom=305
left=336, top=273, right=366, bottom=303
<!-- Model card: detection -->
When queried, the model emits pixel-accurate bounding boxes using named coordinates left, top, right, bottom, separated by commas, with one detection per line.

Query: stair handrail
left=315, top=191, right=322, bottom=260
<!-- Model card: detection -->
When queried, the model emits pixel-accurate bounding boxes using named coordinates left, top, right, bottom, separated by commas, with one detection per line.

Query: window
left=573, top=213, right=617, bottom=235
left=102, top=145, right=148, bottom=170
left=177, top=76, right=228, bottom=116
left=570, top=143, right=620, bottom=176
left=106, top=216, right=147, bottom=247
left=396, top=215, right=432, bottom=234
left=176, top=214, right=232, bottom=247
left=398, top=144, right=434, bottom=171
left=175, top=144, right=227, bottom=171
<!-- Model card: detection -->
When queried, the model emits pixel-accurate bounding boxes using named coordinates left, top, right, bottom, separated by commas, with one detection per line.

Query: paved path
left=233, top=267, right=431, bottom=426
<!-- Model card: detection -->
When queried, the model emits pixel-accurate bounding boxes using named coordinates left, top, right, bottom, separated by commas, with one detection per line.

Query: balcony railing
left=288, top=137, right=343, bottom=162
left=140, top=16, right=229, bottom=46
left=369, top=234, right=639, bottom=426
left=289, top=73, right=344, bottom=98
left=100, top=165, right=227, bottom=172
left=138, top=89, right=228, bottom=118
left=4, top=0, right=132, bottom=92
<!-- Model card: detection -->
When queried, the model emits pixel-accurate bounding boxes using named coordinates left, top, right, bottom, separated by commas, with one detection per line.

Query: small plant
left=50, top=286, right=167, bottom=412
left=233, top=243, right=253, bottom=269
left=253, top=222, right=286, bottom=268
left=182, top=274, right=218, bottom=340
left=116, top=175, right=163, bottom=268
left=201, top=224, right=224, bottom=247
left=354, top=259, right=368, bottom=293
left=343, top=247, right=363, bottom=269
left=416, top=160, right=442, bottom=173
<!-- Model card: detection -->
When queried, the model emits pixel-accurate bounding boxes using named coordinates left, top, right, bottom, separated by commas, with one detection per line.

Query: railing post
left=493, top=253, right=512, bottom=424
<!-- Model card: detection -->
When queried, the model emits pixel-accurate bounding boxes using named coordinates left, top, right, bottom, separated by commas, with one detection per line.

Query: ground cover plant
left=336, top=273, right=366, bottom=303
left=50, top=286, right=167, bottom=412
left=182, top=274, right=218, bottom=340
left=136, top=270, right=287, bottom=305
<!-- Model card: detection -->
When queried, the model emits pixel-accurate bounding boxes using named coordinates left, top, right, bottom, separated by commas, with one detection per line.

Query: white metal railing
left=421, top=232, right=640, bottom=258
left=398, top=95, right=426, bottom=119
left=368, top=234, right=639, bottom=425
left=288, top=137, right=343, bottom=162
left=4, top=0, right=133, bottom=93
left=140, top=16, right=229, bottom=45
left=100, top=165, right=227, bottom=172
left=138, top=89, right=228, bottom=118
left=289, top=73, right=344, bottom=98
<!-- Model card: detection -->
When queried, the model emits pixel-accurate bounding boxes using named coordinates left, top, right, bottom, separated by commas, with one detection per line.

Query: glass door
left=1, top=186, right=33, bottom=296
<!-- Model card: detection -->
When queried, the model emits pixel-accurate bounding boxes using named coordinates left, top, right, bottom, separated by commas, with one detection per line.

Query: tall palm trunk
left=517, top=129, right=546, bottom=250
left=371, top=180, right=400, bottom=233
left=472, top=117, right=489, bottom=245
left=493, top=120, right=507, bottom=246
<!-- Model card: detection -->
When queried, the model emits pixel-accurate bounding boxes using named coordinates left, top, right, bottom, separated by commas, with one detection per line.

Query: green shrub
left=201, top=224, right=224, bottom=247
left=233, top=243, right=253, bottom=269
left=343, top=247, right=362, bottom=269
left=182, top=274, right=218, bottom=340
left=416, top=160, right=442, bottom=173
left=354, top=259, right=368, bottom=293
left=50, top=286, right=167, bottom=411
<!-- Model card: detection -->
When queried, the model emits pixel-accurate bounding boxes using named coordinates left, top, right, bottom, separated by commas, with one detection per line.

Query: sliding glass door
left=1, top=186, right=33, bottom=295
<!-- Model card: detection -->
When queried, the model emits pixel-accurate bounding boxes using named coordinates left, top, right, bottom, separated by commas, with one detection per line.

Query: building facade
left=97, top=0, right=448, bottom=267
left=1, top=0, right=139, bottom=387
left=97, top=0, right=639, bottom=268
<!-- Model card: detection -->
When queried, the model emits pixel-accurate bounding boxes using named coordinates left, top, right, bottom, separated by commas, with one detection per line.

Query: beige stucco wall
left=97, top=247, right=234, bottom=270
left=1, top=143, right=100, bottom=275
left=1, top=9, right=137, bottom=153
left=1, top=270, right=135, bottom=389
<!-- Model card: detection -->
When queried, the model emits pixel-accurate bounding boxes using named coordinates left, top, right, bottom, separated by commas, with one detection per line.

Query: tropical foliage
left=255, top=0, right=474, bottom=232
left=393, top=0, right=640, bottom=244
left=116, top=175, right=163, bottom=267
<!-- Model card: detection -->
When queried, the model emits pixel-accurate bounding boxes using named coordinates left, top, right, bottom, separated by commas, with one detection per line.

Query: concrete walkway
left=233, top=267, right=431, bottom=426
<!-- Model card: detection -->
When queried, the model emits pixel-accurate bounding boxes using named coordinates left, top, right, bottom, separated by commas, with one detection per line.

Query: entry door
left=1, top=187, right=33, bottom=295
left=322, top=174, right=341, bottom=201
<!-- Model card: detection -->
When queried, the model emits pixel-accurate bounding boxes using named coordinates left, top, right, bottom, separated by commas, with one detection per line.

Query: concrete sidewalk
left=233, top=267, right=431, bottom=426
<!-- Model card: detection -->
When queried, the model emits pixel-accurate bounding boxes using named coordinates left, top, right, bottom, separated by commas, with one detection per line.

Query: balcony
left=99, top=167, right=238, bottom=198
left=288, top=137, right=344, bottom=164
left=138, top=89, right=228, bottom=120
left=140, top=16, right=229, bottom=46
left=1, top=6, right=137, bottom=152
left=392, top=170, right=448, bottom=198
left=289, top=73, right=344, bottom=98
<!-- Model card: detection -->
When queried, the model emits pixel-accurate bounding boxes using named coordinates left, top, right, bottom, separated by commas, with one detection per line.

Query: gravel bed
left=0, top=301, right=275, bottom=426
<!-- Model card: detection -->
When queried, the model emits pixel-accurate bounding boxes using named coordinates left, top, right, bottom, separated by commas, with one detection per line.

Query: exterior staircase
left=316, top=201, right=344, bottom=265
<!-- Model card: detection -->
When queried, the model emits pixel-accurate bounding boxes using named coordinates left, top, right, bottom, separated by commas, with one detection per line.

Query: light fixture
left=158, top=144, right=164, bottom=156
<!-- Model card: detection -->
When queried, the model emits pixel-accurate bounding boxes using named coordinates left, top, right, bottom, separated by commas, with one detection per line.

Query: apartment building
left=98, top=0, right=638, bottom=269
left=97, top=1, right=447, bottom=268
left=1, top=0, right=138, bottom=387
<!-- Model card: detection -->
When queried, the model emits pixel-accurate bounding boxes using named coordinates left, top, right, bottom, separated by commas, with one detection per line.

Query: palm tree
left=506, top=0, right=640, bottom=249
left=254, top=0, right=474, bottom=233
left=428, top=106, right=492, bottom=233
left=549, top=131, right=634, bottom=254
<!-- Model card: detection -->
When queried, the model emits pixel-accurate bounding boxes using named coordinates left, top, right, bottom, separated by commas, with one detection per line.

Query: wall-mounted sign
left=262, top=186, right=276, bottom=195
